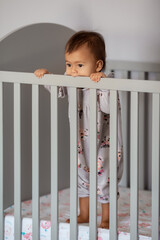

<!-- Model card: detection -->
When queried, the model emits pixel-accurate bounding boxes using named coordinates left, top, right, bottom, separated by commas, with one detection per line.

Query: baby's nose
left=71, top=66, right=78, bottom=76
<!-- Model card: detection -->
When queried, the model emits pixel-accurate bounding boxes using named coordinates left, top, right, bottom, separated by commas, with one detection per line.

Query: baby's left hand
left=90, top=72, right=107, bottom=82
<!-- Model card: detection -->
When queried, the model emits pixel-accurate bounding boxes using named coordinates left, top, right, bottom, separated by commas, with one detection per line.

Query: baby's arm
left=90, top=72, right=107, bottom=82
left=90, top=72, right=110, bottom=113
left=90, top=72, right=114, bottom=113
left=34, top=68, right=52, bottom=92
left=34, top=68, right=50, bottom=78
left=34, top=68, right=67, bottom=98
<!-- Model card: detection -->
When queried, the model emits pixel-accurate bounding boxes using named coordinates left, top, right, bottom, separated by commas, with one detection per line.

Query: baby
left=34, top=31, right=123, bottom=229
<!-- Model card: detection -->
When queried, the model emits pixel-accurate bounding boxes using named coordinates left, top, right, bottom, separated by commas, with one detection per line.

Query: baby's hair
left=65, top=31, right=106, bottom=71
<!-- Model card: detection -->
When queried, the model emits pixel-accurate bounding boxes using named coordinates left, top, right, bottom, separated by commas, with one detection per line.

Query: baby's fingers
left=90, top=74, right=101, bottom=82
left=34, top=69, right=49, bottom=78
left=34, top=70, right=43, bottom=78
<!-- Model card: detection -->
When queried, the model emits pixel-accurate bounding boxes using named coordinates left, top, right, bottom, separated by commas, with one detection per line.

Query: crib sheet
left=4, top=187, right=152, bottom=240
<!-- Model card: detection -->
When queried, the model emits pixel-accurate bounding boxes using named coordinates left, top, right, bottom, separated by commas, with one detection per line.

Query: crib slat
left=50, top=86, right=59, bottom=240
left=137, top=72, right=145, bottom=190
left=0, top=82, right=4, bottom=239
left=117, top=71, right=130, bottom=188
left=152, top=93, right=160, bottom=240
left=110, top=90, right=118, bottom=240
left=131, top=71, right=145, bottom=190
left=32, top=85, right=40, bottom=240
left=69, top=87, right=78, bottom=240
left=130, top=92, right=139, bottom=240
left=14, top=83, right=21, bottom=239
left=89, top=89, right=97, bottom=240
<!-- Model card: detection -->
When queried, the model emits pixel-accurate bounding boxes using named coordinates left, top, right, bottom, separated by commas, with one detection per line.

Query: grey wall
left=0, top=23, right=75, bottom=209
left=1, top=0, right=160, bottom=63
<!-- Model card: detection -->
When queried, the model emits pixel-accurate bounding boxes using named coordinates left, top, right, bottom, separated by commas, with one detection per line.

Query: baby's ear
left=96, top=60, right=103, bottom=72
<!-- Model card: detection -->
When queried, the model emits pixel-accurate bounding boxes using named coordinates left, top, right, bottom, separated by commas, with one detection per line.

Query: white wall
left=0, top=0, right=160, bottom=63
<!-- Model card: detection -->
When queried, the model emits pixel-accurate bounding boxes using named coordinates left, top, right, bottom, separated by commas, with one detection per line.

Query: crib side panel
left=0, top=66, right=160, bottom=239
left=107, top=61, right=160, bottom=239
left=1, top=84, right=70, bottom=210
left=107, top=61, right=160, bottom=191
left=0, top=23, right=74, bottom=210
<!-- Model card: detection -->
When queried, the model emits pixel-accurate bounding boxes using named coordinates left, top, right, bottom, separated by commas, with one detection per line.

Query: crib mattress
left=4, top=187, right=152, bottom=240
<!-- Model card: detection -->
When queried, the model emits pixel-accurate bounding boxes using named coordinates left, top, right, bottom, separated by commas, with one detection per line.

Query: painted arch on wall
left=0, top=23, right=75, bottom=208
left=0, top=22, right=75, bottom=73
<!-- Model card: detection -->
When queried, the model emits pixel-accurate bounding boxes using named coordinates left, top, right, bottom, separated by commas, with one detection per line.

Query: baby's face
left=65, top=45, right=99, bottom=77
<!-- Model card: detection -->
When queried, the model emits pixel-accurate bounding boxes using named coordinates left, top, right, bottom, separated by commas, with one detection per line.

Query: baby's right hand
left=34, top=68, right=49, bottom=78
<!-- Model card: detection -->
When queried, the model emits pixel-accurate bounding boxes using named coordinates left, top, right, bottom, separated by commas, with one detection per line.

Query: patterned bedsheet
left=4, top=187, right=152, bottom=240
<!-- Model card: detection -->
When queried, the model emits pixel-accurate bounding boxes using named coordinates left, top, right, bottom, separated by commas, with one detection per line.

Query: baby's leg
left=99, top=203, right=109, bottom=229
left=66, top=197, right=89, bottom=223
left=77, top=197, right=89, bottom=223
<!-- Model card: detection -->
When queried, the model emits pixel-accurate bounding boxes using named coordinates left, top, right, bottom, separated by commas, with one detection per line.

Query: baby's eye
left=78, top=64, right=83, bottom=68
left=66, top=63, right=71, bottom=67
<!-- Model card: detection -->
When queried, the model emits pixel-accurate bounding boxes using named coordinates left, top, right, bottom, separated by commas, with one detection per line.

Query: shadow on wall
left=0, top=23, right=75, bottom=209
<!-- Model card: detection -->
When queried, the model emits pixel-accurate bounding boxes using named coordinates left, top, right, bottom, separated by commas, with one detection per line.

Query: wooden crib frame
left=0, top=65, right=160, bottom=240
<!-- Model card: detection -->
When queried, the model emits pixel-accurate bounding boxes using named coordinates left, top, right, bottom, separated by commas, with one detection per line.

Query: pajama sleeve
left=44, top=85, right=67, bottom=98
left=98, top=89, right=122, bottom=116
left=44, top=73, right=67, bottom=98
left=98, top=90, right=110, bottom=114
left=98, top=72, right=114, bottom=114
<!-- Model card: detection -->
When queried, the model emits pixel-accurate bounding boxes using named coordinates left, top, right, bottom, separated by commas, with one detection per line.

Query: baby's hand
left=34, top=68, right=49, bottom=78
left=90, top=72, right=107, bottom=82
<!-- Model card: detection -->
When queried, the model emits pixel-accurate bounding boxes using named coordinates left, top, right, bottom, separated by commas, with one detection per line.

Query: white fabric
left=4, top=187, right=152, bottom=239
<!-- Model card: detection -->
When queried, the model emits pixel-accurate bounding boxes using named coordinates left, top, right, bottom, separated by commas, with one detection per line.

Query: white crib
left=0, top=65, right=160, bottom=240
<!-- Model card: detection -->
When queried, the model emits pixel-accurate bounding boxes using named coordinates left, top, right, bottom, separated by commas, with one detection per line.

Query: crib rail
left=0, top=71, right=160, bottom=93
left=0, top=71, right=160, bottom=240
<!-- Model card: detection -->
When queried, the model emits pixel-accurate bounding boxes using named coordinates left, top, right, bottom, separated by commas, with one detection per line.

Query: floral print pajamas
left=45, top=79, right=123, bottom=204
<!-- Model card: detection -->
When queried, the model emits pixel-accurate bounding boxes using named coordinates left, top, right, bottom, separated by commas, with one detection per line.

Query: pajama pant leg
left=97, top=147, right=123, bottom=204
left=77, top=149, right=123, bottom=203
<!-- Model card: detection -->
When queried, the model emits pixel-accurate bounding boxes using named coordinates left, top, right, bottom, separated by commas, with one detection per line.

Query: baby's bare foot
left=66, top=215, right=89, bottom=224
left=99, top=221, right=109, bottom=229
left=77, top=215, right=89, bottom=223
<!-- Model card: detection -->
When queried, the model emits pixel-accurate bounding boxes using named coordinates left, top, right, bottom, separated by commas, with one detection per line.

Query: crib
left=0, top=65, right=160, bottom=240
left=0, top=23, right=160, bottom=240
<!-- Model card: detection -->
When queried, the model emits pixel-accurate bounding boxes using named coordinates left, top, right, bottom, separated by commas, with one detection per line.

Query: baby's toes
left=99, top=221, right=109, bottom=229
